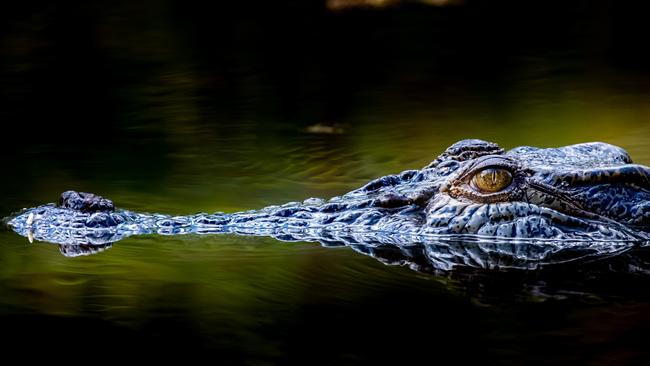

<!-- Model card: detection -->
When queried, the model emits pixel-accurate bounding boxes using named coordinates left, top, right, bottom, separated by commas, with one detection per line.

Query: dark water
left=2, top=1, right=650, bottom=364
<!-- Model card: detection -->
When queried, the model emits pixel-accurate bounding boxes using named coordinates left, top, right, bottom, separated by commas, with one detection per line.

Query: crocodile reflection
left=6, top=139, right=650, bottom=267
left=48, top=233, right=637, bottom=270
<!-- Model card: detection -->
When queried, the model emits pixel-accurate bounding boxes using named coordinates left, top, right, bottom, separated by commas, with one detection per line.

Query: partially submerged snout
left=6, top=191, right=130, bottom=246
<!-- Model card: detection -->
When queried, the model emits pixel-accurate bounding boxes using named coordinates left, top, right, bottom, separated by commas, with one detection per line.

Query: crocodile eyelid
left=456, top=156, right=519, bottom=183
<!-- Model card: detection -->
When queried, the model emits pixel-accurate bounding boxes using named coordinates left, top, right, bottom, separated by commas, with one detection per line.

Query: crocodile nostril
left=59, top=191, right=115, bottom=213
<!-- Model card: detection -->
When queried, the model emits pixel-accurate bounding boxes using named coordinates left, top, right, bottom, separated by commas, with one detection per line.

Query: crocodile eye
left=470, top=168, right=513, bottom=193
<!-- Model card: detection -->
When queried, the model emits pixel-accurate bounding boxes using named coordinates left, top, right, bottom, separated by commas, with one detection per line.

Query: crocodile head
left=5, top=139, right=650, bottom=250
left=346, top=139, right=650, bottom=241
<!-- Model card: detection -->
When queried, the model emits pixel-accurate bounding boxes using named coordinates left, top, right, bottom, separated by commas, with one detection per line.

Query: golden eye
left=470, top=168, right=513, bottom=193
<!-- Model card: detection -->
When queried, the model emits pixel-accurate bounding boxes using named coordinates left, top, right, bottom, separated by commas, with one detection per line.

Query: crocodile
left=6, top=139, right=650, bottom=269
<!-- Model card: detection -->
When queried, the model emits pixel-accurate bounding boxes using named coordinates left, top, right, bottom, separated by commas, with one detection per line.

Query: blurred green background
left=1, top=0, right=649, bottom=363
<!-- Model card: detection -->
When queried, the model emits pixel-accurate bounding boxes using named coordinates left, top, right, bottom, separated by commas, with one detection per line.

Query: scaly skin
left=5, top=140, right=650, bottom=268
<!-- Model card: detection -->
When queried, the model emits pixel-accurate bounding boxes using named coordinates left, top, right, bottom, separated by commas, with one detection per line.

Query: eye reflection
left=470, top=168, right=513, bottom=193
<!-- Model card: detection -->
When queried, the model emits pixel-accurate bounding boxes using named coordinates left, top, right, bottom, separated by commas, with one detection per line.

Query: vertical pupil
left=472, top=168, right=513, bottom=192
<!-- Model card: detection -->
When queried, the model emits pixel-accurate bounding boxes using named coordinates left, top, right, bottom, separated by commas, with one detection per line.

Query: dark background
left=2, top=0, right=649, bottom=149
